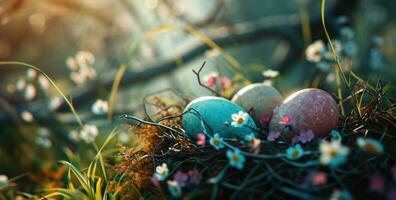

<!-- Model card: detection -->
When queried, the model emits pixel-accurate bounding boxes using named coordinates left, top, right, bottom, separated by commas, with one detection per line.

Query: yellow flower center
left=237, top=117, right=244, bottom=124
left=292, top=150, right=299, bottom=158
left=213, top=139, right=219, bottom=145
left=364, top=143, right=379, bottom=154
left=232, top=155, right=239, bottom=162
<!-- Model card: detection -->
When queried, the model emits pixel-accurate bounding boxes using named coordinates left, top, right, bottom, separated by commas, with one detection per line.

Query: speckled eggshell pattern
left=231, top=83, right=283, bottom=128
left=269, top=88, right=339, bottom=139
left=182, top=96, right=257, bottom=140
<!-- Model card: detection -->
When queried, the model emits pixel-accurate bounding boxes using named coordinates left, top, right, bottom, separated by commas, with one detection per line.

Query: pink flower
left=220, top=77, right=232, bottom=89
left=196, top=133, right=206, bottom=147
left=151, top=176, right=160, bottom=186
left=188, top=168, right=202, bottom=185
left=204, top=72, right=218, bottom=88
left=267, top=131, right=280, bottom=142
left=259, top=116, right=270, bottom=127
left=311, top=172, right=327, bottom=186
left=251, top=138, right=261, bottom=154
left=173, top=171, right=188, bottom=187
left=278, top=115, right=295, bottom=126
left=291, top=130, right=315, bottom=145
left=370, top=175, right=385, bottom=193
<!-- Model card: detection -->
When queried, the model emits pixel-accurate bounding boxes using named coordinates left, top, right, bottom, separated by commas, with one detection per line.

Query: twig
left=192, top=62, right=221, bottom=96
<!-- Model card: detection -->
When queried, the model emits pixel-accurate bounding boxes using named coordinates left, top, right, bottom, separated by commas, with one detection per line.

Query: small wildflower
left=196, top=133, right=206, bottom=147
left=311, top=172, right=327, bottom=186
left=267, top=131, right=281, bottom=141
left=35, top=137, right=52, bottom=148
left=91, top=99, right=108, bottom=115
left=262, top=69, right=279, bottom=78
left=244, top=133, right=261, bottom=153
left=319, top=140, right=349, bottom=167
left=203, top=72, right=218, bottom=88
left=38, top=75, right=49, bottom=89
left=329, top=190, right=352, bottom=200
left=80, top=124, right=99, bottom=143
left=49, top=97, right=62, bottom=111
left=173, top=171, right=188, bottom=187
left=0, top=175, right=8, bottom=187
left=220, top=76, right=232, bottom=89
left=69, top=130, right=80, bottom=141
left=188, top=168, right=202, bottom=185
left=16, top=78, right=26, bottom=91
left=231, top=111, right=249, bottom=127
left=209, top=133, right=224, bottom=150
left=286, top=144, right=304, bottom=160
left=356, top=137, right=384, bottom=154
left=167, top=180, right=182, bottom=198
left=262, top=80, right=272, bottom=86
left=118, top=132, right=130, bottom=144
left=340, top=27, right=355, bottom=40
left=226, top=149, right=245, bottom=170
left=292, top=130, right=314, bottom=145
left=278, top=115, right=296, bottom=132
left=66, top=57, right=78, bottom=70
left=24, top=84, right=36, bottom=100
left=330, top=130, right=342, bottom=142
left=150, top=176, right=160, bottom=186
left=259, top=115, right=270, bottom=127
left=21, top=111, right=33, bottom=122
left=155, top=163, right=169, bottom=181
left=26, top=69, right=37, bottom=80
left=343, top=41, right=358, bottom=57
left=369, top=175, right=385, bottom=194
left=306, top=40, right=325, bottom=63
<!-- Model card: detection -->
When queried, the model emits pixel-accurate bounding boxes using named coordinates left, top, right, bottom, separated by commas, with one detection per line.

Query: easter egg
left=182, top=96, right=257, bottom=139
left=269, top=88, right=339, bottom=139
left=231, top=83, right=283, bottom=128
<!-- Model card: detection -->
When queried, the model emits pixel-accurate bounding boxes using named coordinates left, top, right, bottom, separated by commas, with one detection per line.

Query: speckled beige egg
left=232, top=83, right=283, bottom=128
left=269, top=88, right=339, bottom=139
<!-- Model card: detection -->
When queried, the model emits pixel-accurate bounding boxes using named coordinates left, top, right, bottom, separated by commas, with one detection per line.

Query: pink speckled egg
left=232, top=83, right=283, bottom=128
left=269, top=88, right=339, bottom=139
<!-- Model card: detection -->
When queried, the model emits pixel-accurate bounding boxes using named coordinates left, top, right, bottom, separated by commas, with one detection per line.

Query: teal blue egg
left=182, top=96, right=257, bottom=139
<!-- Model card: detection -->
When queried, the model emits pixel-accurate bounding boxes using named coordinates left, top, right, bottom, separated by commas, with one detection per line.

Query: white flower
left=80, top=124, right=99, bottom=143
left=76, top=51, right=95, bottom=68
left=262, top=80, right=273, bottom=86
left=319, top=140, right=349, bottom=167
left=16, top=78, right=26, bottom=91
left=92, top=99, right=108, bottom=115
left=38, top=75, right=49, bottom=89
left=21, top=111, right=33, bottom=123
left=66, top=57, right=78, bottom=71
left=262, top=69, right=279, bottom=78
left=24, top=84, right=36, bottom=100
left=36, top=137, right=52, bottom=148
left=26, top=69, right=37, bottom=80
left=231, top=111, right=249, bottom=127
left=0, top=175, right=8, bottom=185
left=49, top=97, right=62, bottom=111
left=306, top=40, right=325, bottom=63
left=38, top=127, right=50, bottom=137
left=118, top=132, right=130, bottom=144
left=69, top=130, right=80, bottom=141
left=155, top=163, right=169, bottom=181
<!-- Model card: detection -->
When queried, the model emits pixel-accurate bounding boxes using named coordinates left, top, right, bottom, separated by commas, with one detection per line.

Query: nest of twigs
left=114, top=76, right=396, bottom=200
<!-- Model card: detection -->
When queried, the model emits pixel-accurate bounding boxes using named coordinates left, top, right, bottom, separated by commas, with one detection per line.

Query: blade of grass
left=107, top=41, right=139, bottom=121
left=0, top=61, right=84, bottom=127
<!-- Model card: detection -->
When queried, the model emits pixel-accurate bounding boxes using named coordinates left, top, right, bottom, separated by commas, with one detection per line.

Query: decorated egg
left=231, top=83, right=283, bottom=128
left=269, top=88, right=339, bottom=139
left=182, top=96, right=257, bottom=139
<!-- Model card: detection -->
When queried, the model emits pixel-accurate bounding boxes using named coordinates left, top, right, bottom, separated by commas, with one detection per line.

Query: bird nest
left=114, top=72, right=396, bottom=199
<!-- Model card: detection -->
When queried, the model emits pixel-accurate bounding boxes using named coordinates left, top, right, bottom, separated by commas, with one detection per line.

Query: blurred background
left=0, top=0, right=395, bottom=195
